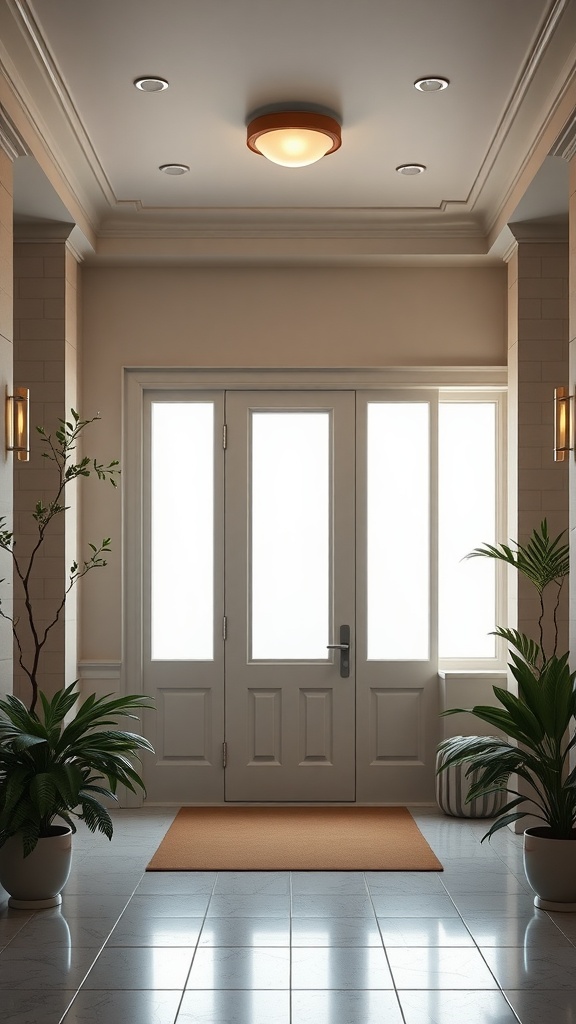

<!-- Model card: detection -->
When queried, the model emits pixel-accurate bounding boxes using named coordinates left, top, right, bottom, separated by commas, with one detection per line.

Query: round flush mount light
left=247, top=110, right=341, bottom=167
left=134, top=77, right=169, bottom=92
left=414, top=77, right=449, bottom=92
left=159, top=163, right=190, bottom=175
left=396, top=164, right=427, bottom=175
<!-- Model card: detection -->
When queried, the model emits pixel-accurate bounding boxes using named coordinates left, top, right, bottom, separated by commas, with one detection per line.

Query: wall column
left=506, top=224, right=569, bottom=659
left=12, top=225, right=80, bottom=703
left=0, top=119, right=27, bottom=700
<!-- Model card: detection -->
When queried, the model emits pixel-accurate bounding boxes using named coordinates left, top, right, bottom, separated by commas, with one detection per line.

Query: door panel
left=142, top=391, right=225, bottom=804
left=224, top=391, right=356, bottom=801
left=355, top=392, right=439, bottom=803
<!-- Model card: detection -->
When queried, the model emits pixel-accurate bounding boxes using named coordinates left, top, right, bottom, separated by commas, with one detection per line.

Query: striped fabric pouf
left=436, top=739, right=505, bottom=818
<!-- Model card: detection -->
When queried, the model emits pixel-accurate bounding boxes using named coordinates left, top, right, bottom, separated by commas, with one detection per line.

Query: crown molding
left=551, top=111, right=576, bottom=159
left=461, top=0, right=573, bottom=217
left=507, top=218, right=569, bottom=242
left=98, top=207, right=487, bottom=242
left=0, top=103, right=27, bottom=159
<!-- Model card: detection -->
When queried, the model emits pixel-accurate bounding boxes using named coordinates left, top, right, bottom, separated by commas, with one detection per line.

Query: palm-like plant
left=438, top=520, right=575, bottom=841
left=0, top=682, right=154, bottom=855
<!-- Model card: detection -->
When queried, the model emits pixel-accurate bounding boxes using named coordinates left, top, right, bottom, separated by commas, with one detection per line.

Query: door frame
left=123, top=366, right=506, bottom=806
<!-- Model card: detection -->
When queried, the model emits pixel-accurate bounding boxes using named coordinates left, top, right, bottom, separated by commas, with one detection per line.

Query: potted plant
left=438, top=520, right=576, bottom=911
left=0, top=410, right=153, bottom=908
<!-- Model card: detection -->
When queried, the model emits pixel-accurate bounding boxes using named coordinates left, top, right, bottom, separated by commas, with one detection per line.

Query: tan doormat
left=146, top=806, right=442, bottom=871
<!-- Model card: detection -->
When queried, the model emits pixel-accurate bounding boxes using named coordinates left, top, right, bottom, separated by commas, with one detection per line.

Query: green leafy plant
left=0, top=410, right=120, bottom=713
left=0, top=683, right=154, bottom=855
left=438, top=520, right=575, bottom=840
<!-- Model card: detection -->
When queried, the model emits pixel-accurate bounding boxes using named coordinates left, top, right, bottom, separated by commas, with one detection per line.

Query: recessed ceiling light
left=159, top=164, right=190, bottom=175
left=134, top=77, right=169, bottom=92
left=414, top=77, right=449, bottom=92
left=396, top=164, right=427, bottom=175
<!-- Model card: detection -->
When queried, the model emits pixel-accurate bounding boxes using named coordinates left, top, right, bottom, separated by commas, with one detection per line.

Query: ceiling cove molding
left=551, top=111, right=576, bottom=160
left=0, top=103, right=27, bottom=159
left=6, top=0, right=116, bottom=209
left=0, top=51, right=99, bottom=238
left=448, top=0, right=575, bottom=220
left=97, top=208, right=487, bottom=242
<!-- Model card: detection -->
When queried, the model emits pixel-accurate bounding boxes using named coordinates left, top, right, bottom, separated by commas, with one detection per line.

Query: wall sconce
left=6, top=387, right=30, bottom=462
left=554, top=386, right=574, bottom=462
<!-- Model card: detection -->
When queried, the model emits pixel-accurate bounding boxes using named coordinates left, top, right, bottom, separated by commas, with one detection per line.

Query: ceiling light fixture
left=247, top=111, right=341, bottom=167
left=159, top=164, right=190, bottom=175
left=414, top=77, right=449, bottom=92
left=134, top=77, right=169, bottom=92
left=396, top=164, right=427, bottom=175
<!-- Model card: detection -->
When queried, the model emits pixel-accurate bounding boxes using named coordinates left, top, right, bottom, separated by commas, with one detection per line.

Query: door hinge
left=222, top=741, right=227, bottom=768
left=222, top=423, right=228, bottom=449
left=222, top=615, right=227, bottom=640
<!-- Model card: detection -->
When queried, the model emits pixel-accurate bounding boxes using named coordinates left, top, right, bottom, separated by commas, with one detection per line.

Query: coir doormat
left=147, top=806, right=443, bottom=871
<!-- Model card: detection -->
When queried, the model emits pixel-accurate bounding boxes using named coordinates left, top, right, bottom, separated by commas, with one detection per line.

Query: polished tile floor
left=1, top=807, right=576, bottom=1023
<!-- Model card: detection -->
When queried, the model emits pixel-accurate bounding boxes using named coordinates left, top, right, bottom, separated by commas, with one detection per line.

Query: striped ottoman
left=435, top=739, right=505, bottom=818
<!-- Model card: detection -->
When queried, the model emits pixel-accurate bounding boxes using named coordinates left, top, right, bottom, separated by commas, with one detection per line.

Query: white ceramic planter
left=0, top=825, right=73, bottom=909
left=523, top=827, right=576, bottom=911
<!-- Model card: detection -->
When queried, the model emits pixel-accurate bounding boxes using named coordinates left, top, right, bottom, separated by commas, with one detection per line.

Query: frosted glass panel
left=251, top=412, right=330, bottom=660
left=367, top=403, right=429, bottom=660
left=439, top=403, right=496, bottom=659
left=151, top=403, right=214, bottom=660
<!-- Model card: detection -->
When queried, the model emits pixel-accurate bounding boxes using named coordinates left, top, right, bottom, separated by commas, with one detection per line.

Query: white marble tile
left=177, top=989, right=290, bottom=1023
left=291, top=946, right=394, bottom=989
left=365, top=872, right=446, bottom=895
left=370, top=894, right=459, bottom=918
left=62, top=989, right=181, bottom=1023
left=8, top=914, right=118, bottom=948
left=206, top=895, right=290, bottom=918
left=81, top=946, right=194, bottom=990
left=464, top=912, right=571, bottom=947
left=387, top=947, right=498, bottom=989
left=292, top=989, right=404, bottom=1024
left=0, top=947, right=97, bottom=990
left=291, top=894, right=375, bottom=918
left=198, top=918, right=290, bottom=946
left=212, top=872, right=290, bottom=895
left=449, top=892, right=536, bottom=916
left=398, top=989, right=519, bottom=1024
left=107, top=916, right=204, bottom=947
left=137, top=872, right=217, bottom=895
left=481, top=946, right=576, bottom=990
left=291, top=871, right=367, bottom=895
left=376, top=916, right=475, bottom=946
left=122, top=893, right=211, bottom=918
left=1, top=989, right=75, bottom=1023
left=186, top=947, right=291, bottom=990
left=291, top=917, right=383, bottom=946
left=505, top=989, right=576, bottom=1023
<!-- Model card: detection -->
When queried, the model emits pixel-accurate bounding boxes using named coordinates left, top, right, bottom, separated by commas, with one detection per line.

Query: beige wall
left=0, top=148, right=13, bottom=699
left=79, top=263, right=507, bottom=659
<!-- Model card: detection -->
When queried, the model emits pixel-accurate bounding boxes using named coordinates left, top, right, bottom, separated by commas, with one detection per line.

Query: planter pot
left=0, top=826, right=73, bottom=909
left=523, top=827, right=576, bottom=911
left=436, top=738, right=506, bottom=818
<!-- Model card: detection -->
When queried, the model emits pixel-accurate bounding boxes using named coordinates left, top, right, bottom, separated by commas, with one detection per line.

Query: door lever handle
left=327, top=625, right=350, bottom=678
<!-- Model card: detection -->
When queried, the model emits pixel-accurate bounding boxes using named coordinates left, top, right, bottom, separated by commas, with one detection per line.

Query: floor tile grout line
left=365, top=871, right=409, bottom=1024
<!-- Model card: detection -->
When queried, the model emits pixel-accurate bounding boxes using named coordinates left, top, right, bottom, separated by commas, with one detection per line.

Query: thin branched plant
left=0, top=410, right=119, bottom=712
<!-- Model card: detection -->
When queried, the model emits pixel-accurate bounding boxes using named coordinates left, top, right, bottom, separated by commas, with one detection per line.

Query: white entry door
left=139, top=386, right=439, bottom=805
left=224, top=391, right=356, bottom=801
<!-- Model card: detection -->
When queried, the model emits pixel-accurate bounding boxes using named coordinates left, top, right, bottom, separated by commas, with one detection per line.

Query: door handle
left=326, top=624, right=350, bottom=678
